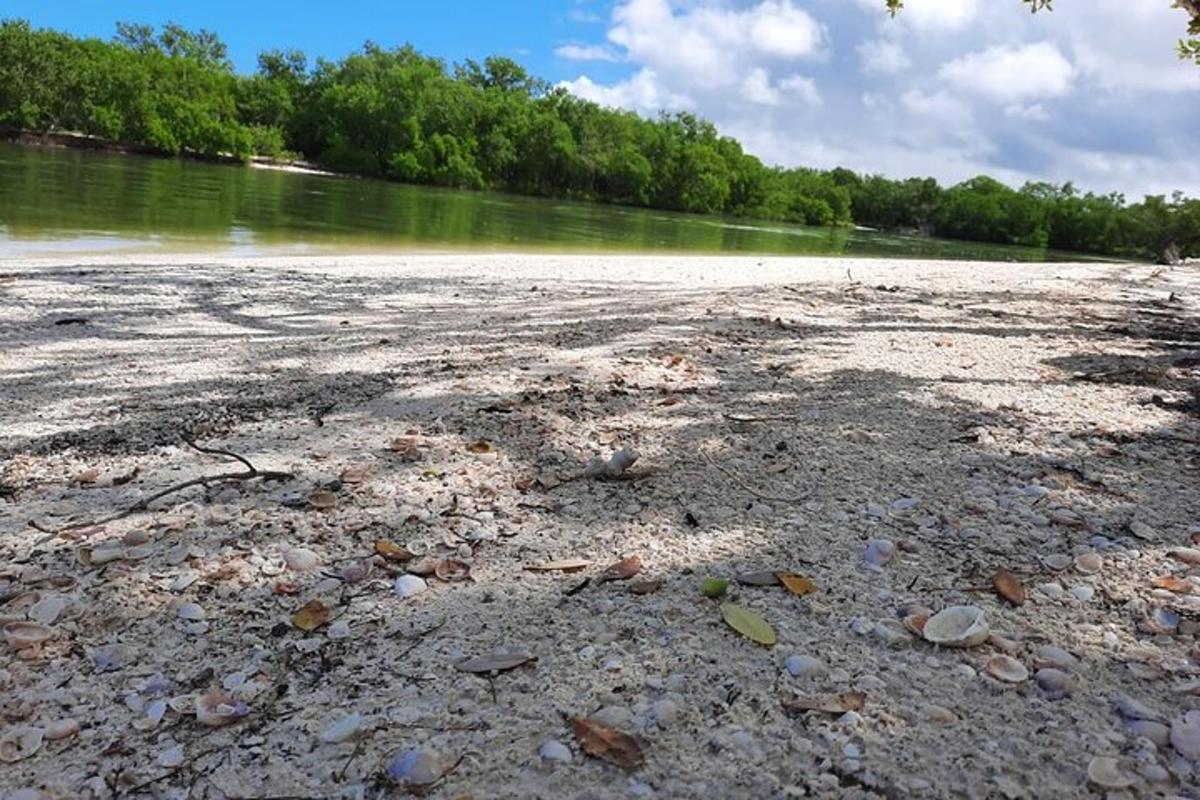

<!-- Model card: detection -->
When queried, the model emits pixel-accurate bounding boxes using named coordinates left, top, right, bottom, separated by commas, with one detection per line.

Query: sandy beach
left=2, top=253, right=1199, bottom=799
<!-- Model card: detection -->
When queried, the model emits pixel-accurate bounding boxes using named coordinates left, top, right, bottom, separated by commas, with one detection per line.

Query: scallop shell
left=922, top=606, right=989, bottom=648
left=986, top=655, right=1029, bottom=683
left=194, top=692, right=249, bottom=727
left=3, top=622, right=54, bottom=650
left=0, top=727, right=44, bottom=762
left=1074, top=553, right=1103, bottom=575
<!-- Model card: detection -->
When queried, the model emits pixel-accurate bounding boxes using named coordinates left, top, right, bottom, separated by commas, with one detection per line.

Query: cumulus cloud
left=938, top=42, right=1075, bottom=104
left=554, top=43, right=618, bottom=62
left=857, top=39, right=911, bottom=75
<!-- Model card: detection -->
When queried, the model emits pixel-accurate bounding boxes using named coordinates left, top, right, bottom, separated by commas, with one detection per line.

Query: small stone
left=1141, top=764, right=1170, bottom=783
left=1037, top=582, right=1065, bottom=599
left=320, top=713, right=364, bottom=744
left=925, top=705, right=957, bottom=724
left=283, top=548, right=321, bottom=572
left=1171, top=710, right=1200, bottom=761
left=1033, top=646, right=1079, bottom=671
left=602, top=656, right=623, bottom=672
left=176, top=603, right=205, bottom=621
left=1129, top=521, right=1157, bottom=541
left=1087, top=756, right=1134, bottom=789
left=785, top=655, right=825, bottom=679
left=1035, top=668, right=1074, bottom=697
left=1128, top=720, right=1170, bottom=746
left=539, top=740, right=572, bottom=763
left=393, top=575, right=428, bottom=599
left=1071, top=585, right=1095, bottom=603
left=42, top=719, right=80, bottom=740
left=592, top=706, right=632, bottom=728
left=843, top=742, right=862, bottom=759
left=652, top=699, right=679, bottom=728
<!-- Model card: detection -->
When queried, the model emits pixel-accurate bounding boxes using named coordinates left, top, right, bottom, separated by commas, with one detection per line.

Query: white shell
left=986, top=655, right=1029, bottom=683
left=283, top=548, right=321, bottom=572
left=195, top=692, right=248, bottom=727
left=320, top=713, right=364, bottom=743
left=3, top=622, right=54, bottom=650
left=863, top=539, right=896, bottom=567
left=393, top=575, right=428, bottom=599
left=1087, top=756, right=1134, bottom=789
left=0, top=727, right=44, bottom=762
left=922, top=606, right=989, bottom=648
left=28, top=595, right=67, bottom=625
left=176, top=603, right=205, bottom=621
left=42, top=719, right=80, bottom=740
left=1074, top=553, right=1103, bottom=575
left=1172, top=710, right=1200, bottom=761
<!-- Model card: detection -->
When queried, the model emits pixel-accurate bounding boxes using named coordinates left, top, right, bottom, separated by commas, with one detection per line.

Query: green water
left=0, top=142, right=1096, bottom=261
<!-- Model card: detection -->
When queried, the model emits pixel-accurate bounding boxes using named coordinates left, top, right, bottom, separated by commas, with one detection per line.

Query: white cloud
left=939, top=42, right=1075, bottom=104
left=781, top=75, right=821, bottom=106
left=850, top=0, right=981, bottom=33
left=559, top=69, right=691, bottom=114
left=554, top=43, right=618, bottom=62
left=857, top=38, right=911, bottom=75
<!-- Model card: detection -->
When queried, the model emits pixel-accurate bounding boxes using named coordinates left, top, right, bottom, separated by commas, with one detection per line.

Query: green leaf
left=701, top=577, right=729, bottom=599
left=720, top=602, right=776, bottom=646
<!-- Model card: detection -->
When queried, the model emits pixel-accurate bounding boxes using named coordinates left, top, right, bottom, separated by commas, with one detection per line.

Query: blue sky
left=8, top=0, right=1200, bottom=197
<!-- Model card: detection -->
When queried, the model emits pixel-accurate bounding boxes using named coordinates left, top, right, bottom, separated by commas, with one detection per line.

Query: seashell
left=386, top=748, right=447, bottom=788
left=157, top=745, right=185, bottom=768
left=393, top=575, right=428, bottom=599
left=0, top=727, right=44, bottom=762
left=986, top=655, right=1029, bottom=683
left=3, top=622, right=54, bottom=650
left=1074, top=553, right=1103, bottom=575
left=327, top=620, right=351, bottom=640
left=1032, top=645, right=1078, bottom=672
left=122, top=530, right=152, bottom=546
left=28, top=595, right=67, bottom=625
left=165, top=543, right=190, bottom=566
left=404, top=540, right=430, bottom=557
left=1170, top=547, right=1200, bottom=565
left=167, top=695, right=195, bottom=714
left=176, top=603, right=205, bottom=621
left=338, top=560, right=372, bottom=584
left=42, top=719, right=80, bottom=740
left=1172, top=710, right=1200, bottom=761
left=132, top=699, right=168, bottom=731
left=1087, top=756, right=1134, bottom=789
left=903, top=614, right=929, bottom=636
left=1035, top=668, right=1074, bottom=697
left=1128, top=520, right=1156, bottom=540
left=282, top=548, right=321, bottom=572
left=4, top=591, right=41, bottom=614
left=922, top=606, right=989, bottom=648
left=124, top=544, right=156, bottom=561
left=863, top=539, right=896, bottom=567
left=1113, top=694, right=1166, bottom=724
left=90, top=644, right=132, bottom=672
left=406, top=558, right=438, bottom=577
left=1040, top=554, right=1072, bottom=572
left=194, top=692, right=249, bottom=727
left=88, top=545, right=126, bottom=565
left=320, top=713, right=364, bottom=743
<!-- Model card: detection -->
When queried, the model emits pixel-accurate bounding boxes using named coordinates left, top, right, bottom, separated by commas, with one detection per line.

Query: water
left=0, top=143, right=1099, bottom=261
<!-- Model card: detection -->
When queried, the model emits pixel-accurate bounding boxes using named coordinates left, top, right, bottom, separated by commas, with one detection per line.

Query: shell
left=1087, top=756, right=1134, bottom=789
left=283, top=548, right=321, bottom=572
left=28, top=595, right=67, bottom=625
left=194, top=692, right=249, bottom=727
left=986, top=655, right=1029, bottom=683
left=320, top=713, right=364, bottom=744
left=922, top=606, right=989, bottom=648
left=393, top=575, right=428, bottom=599
left=1074, top=553, right=1103, bottom=575
left=1040, top=554, right=1072, bottom=571
left=386, top=748, right=446, bottom=787
left=42, top=719, right=80, bottom=740
left=863, top=539, right=896, bottom=567
left=0, top=727, right=44, bottom=762
left=176, top=603, right=206, bottom=621
left=3, top=622, right=54, bottom=650
left=1171, top=710, right=1200, bottom=761
left=3, top=591, right=41, bottom=614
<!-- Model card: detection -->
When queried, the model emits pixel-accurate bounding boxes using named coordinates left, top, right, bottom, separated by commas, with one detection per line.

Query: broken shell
left=194, top=692, right=249, bottom=727
left=902, top=614, right=929, bottom=636
left=922, top=606, right=989, bottom=648
left=1087, top=756, right=1134, bottom=789
left=42, top=719, right=80, bottom=740
left=320, top=713, right=364, bottom=743
left=986, top=655, right=1029, bottom=684
left=28, top=595, right=67, bottom=625
left=3, top=622, right=54, bottom=650
left=0, top=727, right=44, bottom=762
left=338, top=560, right=372, bottom=584
left=863, top=539, right=896, bottom=567
left=4, top=591, right=41, bottom=614
left=1074, top=553, right=1103, bottom=575
left=393, top=575, right=428, bottom=599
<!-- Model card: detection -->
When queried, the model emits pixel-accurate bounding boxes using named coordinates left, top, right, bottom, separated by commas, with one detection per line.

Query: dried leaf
left=308, top=490, right=338, bottom=511
left=272, top=581, right=301, bottom=595
left=292, top=600, right=331, bottom=631
left=570, top=717, right=645, bottom=770
left=466, top=440, right=495, bottom=455
left=455, top=650, right=536, bottom=674
left=777, top=573, right=818, bottom=597
left=374, top=540, right=413, bottom=562
left=737, top=571, right=781, bottom=587
left=628, top=579, right=664, bottom=595
left=720, top=603, right=776, bottom=646
left=783, top=692, right=867, bottom=715
left=525, top=559, right=592, bottom=573
left=765, top=463, right=791, bottom=474
left=1152, top=576, right=1193, bottom=594
left=513, top=477, right=534, bottom=492
left=433, top=559, right=472, bottom=582
left=389, top=437, right=423, bottom=462
left=597, top=556, right=642, bottom=584
left=340, top=466, right=370, bottom=484
left=658, top=397, right=682, bottom=407
left=992, top=569, right=1026, bottom=607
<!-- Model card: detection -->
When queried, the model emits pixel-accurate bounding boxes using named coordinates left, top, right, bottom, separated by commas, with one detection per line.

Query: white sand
left=1, top=254, right=1198, bottom=799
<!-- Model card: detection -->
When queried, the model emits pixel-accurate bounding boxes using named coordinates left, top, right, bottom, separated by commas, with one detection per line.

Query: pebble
left=784, top=655, right=825, bottom=679
left=652, top=699, right=679, bottom=727
left=1035, top=668, right=1074, bottom=697
left=1128, top=720, right=1170, bottom=747
left=539, top=740, right=572, bottom=763
left=892, top=497, right=917, bottom=511
left=1071, top=585, right=1095, bottom=603
left=1041, top=554, right=1071, bottom=571
left=1087, top=756, right=1134, bottom=789
left=283, top=547, right=321, bottom=572
left=1129, top=521, right=1157, bottom=540
left=42, top=719, right=80, bottom=740
left=1170, top=547, right=1200, bottom=565
left=320, top=713, right=364, bottom=743
left=176, top=603, right=205, bottom=621
left=1037, top=582, right=1065, bottom=600
left=393, top=575, right=428, bottom=599
left=925, top=705, right=957, bottom=724
left=592, top=706, right=633, bottom=728
left=1171, top=711, right=1200, bottom=761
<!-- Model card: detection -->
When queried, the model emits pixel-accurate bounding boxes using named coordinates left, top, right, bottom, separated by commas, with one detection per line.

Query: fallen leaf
left=292, top=600, right=331, bottom=631
left=720, top=603, right=776, bottom=646
left=765, top=463, right=791, bottom=474
left=777, top=573, right=818, bottom=597
left=389, top=437, right=423, bottom=462
left=658, top=397, right=682, bottom=407
left=992, top=569, right=1026, bottom=607
left=597, top=556, right=642, bottom=584
left=513, top=477, right=534, bottom=492
left=273, top=581, right=301, bottom=595
left=455, top=650, right=536, bottom=674
left=628, top=579, right=664, bottom=595
left=525, top=559, right=592, bottom=573
left=466, top=440, right=495, bottom=455
left=434, top=559, right=472, bottom=582
left=570, top=717, right=645, bottom=770
left=1152, top=576, right=1193, bottom=594
left=701, top=578, right=730, bottom=599
left=340, top=466, right=370, bottom=484
left=308, top=490, right=338, bottom=511
left=783, top=692, right=866, bottom=715
left=374, top=540, right=413, bottom=562
left=737, top=571, right=781, bottom=587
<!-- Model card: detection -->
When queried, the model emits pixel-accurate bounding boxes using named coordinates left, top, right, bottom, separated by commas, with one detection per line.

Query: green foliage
left=1, top=17, right=1198, bottom=261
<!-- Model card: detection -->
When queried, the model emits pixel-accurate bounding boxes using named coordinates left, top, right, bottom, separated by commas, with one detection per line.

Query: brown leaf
left=374, top=540, right=413, bottom=562
left=992, top=569, right=1026, bottom=607
left=292, top=600, right=331, bottom=631
left=1152, top=576, right=1193, bottom=594
left=525, top=559, right=592, bottom=573
left=570, top=717, right=645, bottom=770
left=466, top=440, right=495, bottom=455
left=434, top=559, right=472, bottom=582
left=628, top=578, right=664, bottom=595
left=308, top=490, right=338, bottom=511
left=513, top=477, right=535, bottom=492
left=597, top=556, right=642, bottom=584
left=783, top=692, right=866, bottom=715
left=273, top=581, right=301, bottom=595
left=777, top=573, right=818, bottom=597
left=389, top=437, right=423, bottom=462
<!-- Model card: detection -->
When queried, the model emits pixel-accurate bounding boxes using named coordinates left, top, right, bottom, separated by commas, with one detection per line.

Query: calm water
left=0, top=143, right=1096, bottom=261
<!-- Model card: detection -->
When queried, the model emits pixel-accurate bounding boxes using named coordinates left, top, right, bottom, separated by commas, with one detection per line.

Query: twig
left=723, top=413, right=797, bottom=424
left=700, top=449, right=811, bottom=504
left=32, top=436, right=292, bottom=534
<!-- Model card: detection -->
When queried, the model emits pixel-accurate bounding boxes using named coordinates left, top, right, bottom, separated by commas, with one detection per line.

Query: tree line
left=0, top=19, right=1197, bottom=261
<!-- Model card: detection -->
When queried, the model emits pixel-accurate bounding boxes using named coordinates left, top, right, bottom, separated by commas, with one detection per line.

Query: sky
left=9, top=0, right=1200, bottom=198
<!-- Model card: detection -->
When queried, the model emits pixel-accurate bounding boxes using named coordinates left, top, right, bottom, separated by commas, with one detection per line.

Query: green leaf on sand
left=720, top=602, right=776, bottom=646
left=701, top=577, right=729, bottom=599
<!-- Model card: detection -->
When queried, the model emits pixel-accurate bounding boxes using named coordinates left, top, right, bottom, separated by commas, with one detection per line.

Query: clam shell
left=986, top=655, right=1029, bottom=683
left=922, top=606, right=989, bottom=648
left=863, top=539, right=896, bottom=567
left=3, top=622, right=54, bottom=650
left=0, top=727, right=44, bottom=762
left=3, top=591, right=41, bottom=614
left=28, top=595, right=67, bottom=625
left=1087, top=756, right=1134, bottom=789
left=194, top=692, right=249, bottom=727
left=1074, top=553, right=1103, bottom=575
